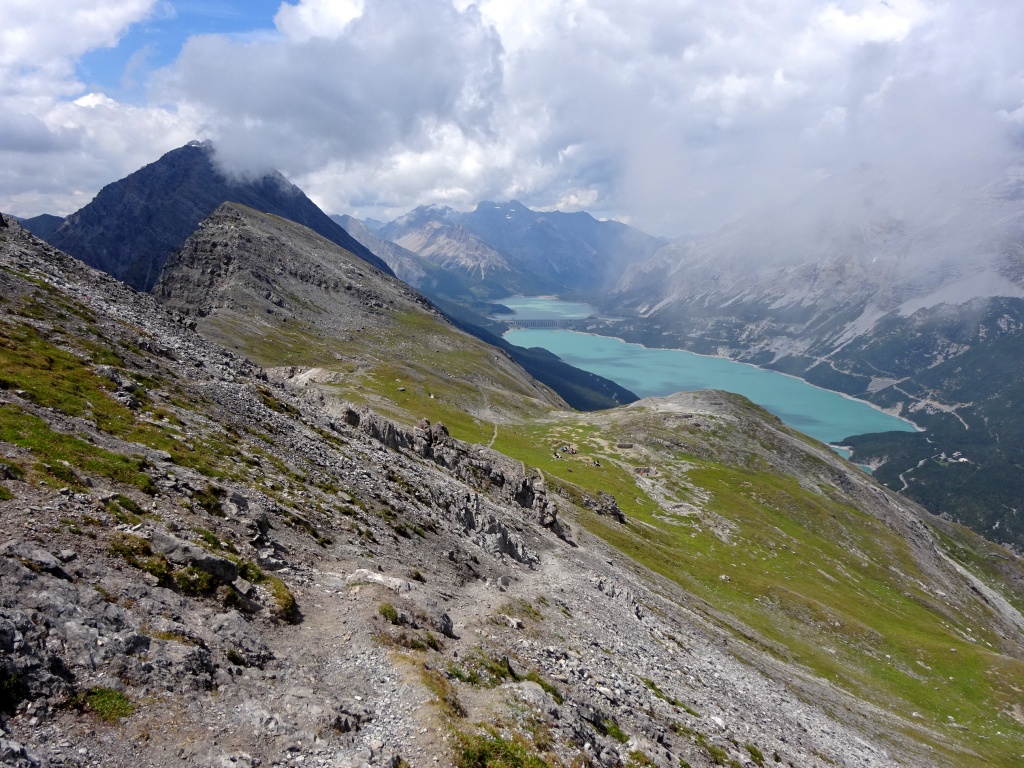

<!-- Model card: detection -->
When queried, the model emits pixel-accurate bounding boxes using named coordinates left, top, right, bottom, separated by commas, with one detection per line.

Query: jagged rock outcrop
left=339, top=406, right=569, bottom=548
left=583, top=491, right=627, bottom=523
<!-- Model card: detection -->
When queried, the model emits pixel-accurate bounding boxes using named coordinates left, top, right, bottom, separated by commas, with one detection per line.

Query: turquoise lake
left=498, top=297, right=918, bottom=445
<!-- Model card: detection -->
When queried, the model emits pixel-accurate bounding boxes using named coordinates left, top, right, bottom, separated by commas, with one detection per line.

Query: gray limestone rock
left=0, top=541, right=70, bottom=581
left=150, top=529, right=238, bottom=583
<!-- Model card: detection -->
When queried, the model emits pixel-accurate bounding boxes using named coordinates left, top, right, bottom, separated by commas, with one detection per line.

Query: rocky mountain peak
left=378, top=200, right=665, bottom=297
left=45, top=142, right=392, bottom=291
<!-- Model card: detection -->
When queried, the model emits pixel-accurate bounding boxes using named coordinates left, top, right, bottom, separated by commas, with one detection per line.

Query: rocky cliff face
left=332, top=215, right=432, bottom=288
left=46, top=141, right=392, bottom=291
left=2, top=214, right=1024, bottom=768
left=332, top=214, right=486, bottom=304
left=379, top=205, right=523, bottom=296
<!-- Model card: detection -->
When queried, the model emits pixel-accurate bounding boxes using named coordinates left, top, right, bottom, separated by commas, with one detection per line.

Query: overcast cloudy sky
left=2, top=0, right=1022, bottom=235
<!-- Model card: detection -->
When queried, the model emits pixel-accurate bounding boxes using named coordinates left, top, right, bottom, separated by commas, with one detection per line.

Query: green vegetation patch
left=499, top=598, right=544, bottom=623
left=418, top=663, right=465, bottom=719
left=600, top=719, right=629, bottom=743
left=0, top=319, right=129, bottom=422
left=706, top=745, right=730, bottom=765
left=568, top=440, right=1024, bottom=766
left=107, top=533, right=170, bottom=583
left=0, top=317, right=240, bottom=481
left=745, top=744, right=766, bottom=766
left=475, top=652, right=520, bottom=686
left=626, top=750, right=657, bottom=767
left=522, top=671, right=562, bottom=704
left=643, top=675, right=699, bottom=716
left=267, top=574, right=299, bottom=623
left=106, top=494, right=148, bottom=524
left=473, top=404, right=1024, bottom=767
left=172, top=566, right=217, bottom=595
left=231, top=560, right=298, bottom=623
left=194, top=484, right=227, bottom=516
left=447, top=664, right=481, bottom=685
left=73, top=687, right=134, bottom=722
left=0, top=404, right=155, bottom=492
left=455, top=729, right=552, bottom=768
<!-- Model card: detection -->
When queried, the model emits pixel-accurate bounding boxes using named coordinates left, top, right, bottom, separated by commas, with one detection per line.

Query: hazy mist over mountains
left=613, top=162, right=1024, bottom=322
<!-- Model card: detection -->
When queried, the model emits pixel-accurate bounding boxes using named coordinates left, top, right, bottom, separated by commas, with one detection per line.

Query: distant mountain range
left=376, top=200, right=665, bottom=297
left=331, top=213, right=483, bottom=303
left=45, top=141, right=392, bottom=290
left=18, top=213, right=64, bottom=238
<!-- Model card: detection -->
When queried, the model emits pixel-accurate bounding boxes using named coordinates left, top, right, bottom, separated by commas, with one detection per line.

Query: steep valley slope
left=154, top=202, right=567, bottom=431
left=156, top=203, right=632, bottom=420
left=2, top=213, right=1024, bottom=768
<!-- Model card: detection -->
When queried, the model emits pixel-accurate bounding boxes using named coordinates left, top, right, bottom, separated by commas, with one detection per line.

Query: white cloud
left=274, top=0, right=365, bottom=41
left=159, top=0, right=502, bottom=178
left=0, top=0, right=157, bottom=99
left=814, top=0, right=931, bottom=47
left=2, top=0, right=1024, bottom=235
left=0, top=0, right=201, bottom=217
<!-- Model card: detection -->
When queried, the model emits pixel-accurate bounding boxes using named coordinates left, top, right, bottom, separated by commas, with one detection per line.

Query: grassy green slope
left=478, top=395, right=1024, bottom=767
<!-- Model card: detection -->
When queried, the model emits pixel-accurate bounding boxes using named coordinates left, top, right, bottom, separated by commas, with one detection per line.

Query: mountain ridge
left=17, top=213, right=65, bottom=239
left=154, top=201, right=572, bottom=425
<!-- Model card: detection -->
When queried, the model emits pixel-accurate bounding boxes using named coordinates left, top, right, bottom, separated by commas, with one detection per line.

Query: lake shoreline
left=560, top=327, right=923, bottom=434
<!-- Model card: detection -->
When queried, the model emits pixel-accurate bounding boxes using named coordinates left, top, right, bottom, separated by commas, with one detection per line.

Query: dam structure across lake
left=504, top=317, right=588, bottom=329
